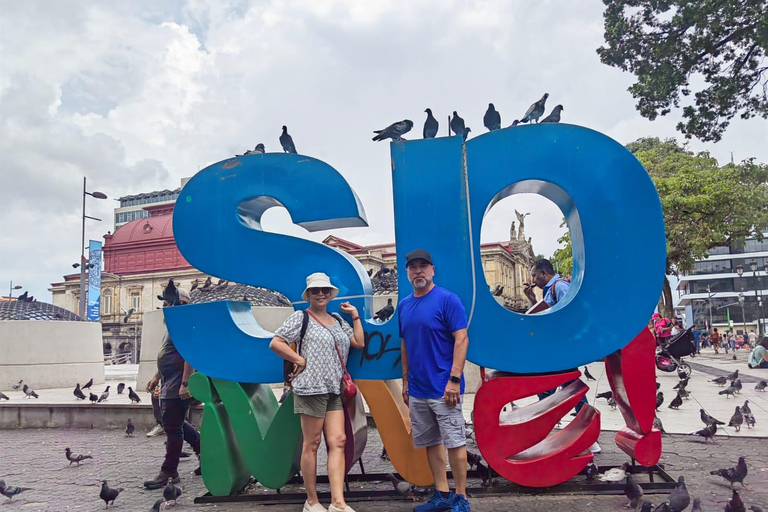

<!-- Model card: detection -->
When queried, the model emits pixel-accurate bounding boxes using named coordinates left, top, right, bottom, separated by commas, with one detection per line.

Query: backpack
left=550, top=278, right=570, bottom=304
left=283, top=311, right=343, bottom=384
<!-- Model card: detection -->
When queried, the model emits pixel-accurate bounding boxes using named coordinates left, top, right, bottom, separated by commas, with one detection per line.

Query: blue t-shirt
left=398, top=285, right=468, bottom=399
left=543, top=274, right=570, bottom=306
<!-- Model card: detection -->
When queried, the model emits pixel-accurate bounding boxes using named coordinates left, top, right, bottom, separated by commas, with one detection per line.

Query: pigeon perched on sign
left=583, top=366, right=596, bottom=381
left=450, top=111, right=466, bottom=136
left=711, top=456, right=748, bottom=489
left=99, top=480, right=124, bottom=508
left=386, top=473, right=416, bottom=498
left=126, top=418, right=135, bottom=437
left=540, top=105, right=564, bottom=124
left=624, top=473, right=644, bottom=509
left=374, top=299, right=394, bottom=322
left=0, top=480, right=31, bottom=503
left=520, top=93, right=549, bottom=123
left=372, top=120, right=414, bottom=142
left=423, top=109, right=439, bottom=139
left=73, top=383, right=86, bottom=400
left=710, top=376, right=728, bottom=386
left=97, top=385, right=110, bottom=403
left=65, top=448, right=92, bottom=466
left=728, top=406, right=743, bottom=432
left=483, top=103, right=501, bottom=131
left=756, top=380, right=767, bottom=391
left=279, top=126, right=297, bottom=153
left=22, top=384, right=38, bottom=398
left=82, top=378, right=93, bottom=390
left=163, top=477, right=182, bottom=506
left=244, top=144, right=265, bottom=155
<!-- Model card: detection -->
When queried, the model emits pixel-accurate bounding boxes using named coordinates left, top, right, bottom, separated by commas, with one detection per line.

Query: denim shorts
left=294, top=392, right=343, bottom=418
left=409, top=396, right=466, bottom=449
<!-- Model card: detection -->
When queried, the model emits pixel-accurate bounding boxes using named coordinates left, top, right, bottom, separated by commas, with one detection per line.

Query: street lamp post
left=78, top=177, right=107, bottom=319
left=736, top=265, right=744, bottom=335
left=738, top=293, right=746, bottom=339
left=707, top=285, right=714, bottom=333
left=750, top=260, right=761, bottom=338
left=8, top=282, right=22, bottom=299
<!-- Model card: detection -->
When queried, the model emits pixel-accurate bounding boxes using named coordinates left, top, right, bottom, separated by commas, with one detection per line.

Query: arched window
left=103, top=289, right=113, bottom=315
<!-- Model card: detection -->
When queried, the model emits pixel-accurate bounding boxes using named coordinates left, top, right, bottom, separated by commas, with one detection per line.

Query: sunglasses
left=309, top=287, right=332, bottom=295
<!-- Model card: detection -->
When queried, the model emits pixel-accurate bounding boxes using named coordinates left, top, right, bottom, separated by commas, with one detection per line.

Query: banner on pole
left=87, top=240, right=102, bottom=321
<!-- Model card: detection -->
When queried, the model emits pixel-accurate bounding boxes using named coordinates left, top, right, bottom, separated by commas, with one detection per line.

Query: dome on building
left=190, top=283, right=293, bottom=307
left=0, top=300, right=83, bottom=321
left=106, top=214, right=174, bottom=245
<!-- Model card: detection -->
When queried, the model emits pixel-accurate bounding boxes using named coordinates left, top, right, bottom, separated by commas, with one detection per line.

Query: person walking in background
left=748, top=329, right=757, bottom=349
left=710, top=327, right=721, bottom=354
left=692, top=324, right=701, bottom=356
left=653, top=313, right=672, bottom=346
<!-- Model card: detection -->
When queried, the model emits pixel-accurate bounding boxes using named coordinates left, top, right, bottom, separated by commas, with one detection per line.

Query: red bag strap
left=306, top=310, right=349, bottom=373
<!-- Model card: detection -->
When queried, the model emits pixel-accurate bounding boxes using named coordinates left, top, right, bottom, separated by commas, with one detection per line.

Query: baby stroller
left=656, top=327, right=695, bottom=377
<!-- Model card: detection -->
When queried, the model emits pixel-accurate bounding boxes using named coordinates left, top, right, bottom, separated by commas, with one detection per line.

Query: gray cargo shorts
left=409, top=396, right=466, bottom=449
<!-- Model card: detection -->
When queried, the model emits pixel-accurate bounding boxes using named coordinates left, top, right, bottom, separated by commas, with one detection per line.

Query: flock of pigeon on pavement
left=2, top=378, right=143, bottom=405
left=235, top=93, right=562, bottom=156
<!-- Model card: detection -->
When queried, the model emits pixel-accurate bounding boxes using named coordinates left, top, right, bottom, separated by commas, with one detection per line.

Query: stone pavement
left=0, top=424, right=766, bottom=512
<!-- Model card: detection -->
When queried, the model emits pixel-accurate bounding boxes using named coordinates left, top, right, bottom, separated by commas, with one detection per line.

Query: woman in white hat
left=270, top=272, right=364, bottom=512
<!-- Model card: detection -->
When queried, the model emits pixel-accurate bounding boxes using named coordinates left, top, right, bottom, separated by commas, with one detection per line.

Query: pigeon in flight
left=450, top=111, right=465, bottom=136
left=711, top=456, right=749, bottom=489
left=82, top=378, right=93, bottom=390
left=100, top=480, right=124, bottom=509
left=74, top=383, right=86, bottom=400
left=583, top=366, right=596, bottom=381
left=65, top=448, right=93, bottom=466
left=117, top=383, right=125, bottom=395
left=755, top=380, right=767, bottom=391
left=23, top=384, right=38, bottom=399
left=128, top=387, right=141, bottom=404
left=11, top=380, right=22, bottom=391
left=163, top=478, right=182, bottom=506
left=710, top=376, right=728, bottom=386
left=423, top=109, right=439, bottom=138
left=374, top=299, right=395, bottom=322
left=0, top=392, right=8, bottom=400
left=520, top=93, right=549, bottom=123
left=386, top=473, right=416, bottom=498
left=98, top=385, right=110, bottom=403
left=372, top=120, right=414, bottom=142
left=89, top=392, right=98, bottom=403
left=483, top=103, right=501, bottom=131
left=624, top=473, right=644, bottom=509
left=540, top=105, right=564, bottom=124
left=728, top=406, right=743, bottom=432
left=0, top=480, right=31, bottom=503
left=279, top=126, right=297, bottom=153
left=123, top=309, right=135, bottom=323
left=126, top=418, right=135, bottom=437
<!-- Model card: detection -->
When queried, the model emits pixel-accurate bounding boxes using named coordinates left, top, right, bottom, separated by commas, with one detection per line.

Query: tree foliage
left=597, top=0, right=768, bottom=142
left=550, top=219, right=572, bottom=277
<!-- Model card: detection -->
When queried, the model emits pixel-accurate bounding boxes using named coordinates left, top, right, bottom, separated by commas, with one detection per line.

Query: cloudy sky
left=2, top=1, right=767, bottom=302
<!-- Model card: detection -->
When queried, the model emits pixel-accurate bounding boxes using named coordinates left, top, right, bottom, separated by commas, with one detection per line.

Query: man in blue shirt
left=692, top=325, right=702, bottom=355
left=399, top=249, right=471, bottom=512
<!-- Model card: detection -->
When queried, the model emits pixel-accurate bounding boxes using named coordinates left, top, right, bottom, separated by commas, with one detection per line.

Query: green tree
left=550, top=219, right=572, bottom=277
left=597, top=0, right=768, bottom=142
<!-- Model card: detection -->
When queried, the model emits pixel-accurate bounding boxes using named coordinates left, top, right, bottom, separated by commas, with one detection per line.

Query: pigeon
left=82, top=378, right=93, bottom=390
left=373, top=120, right=414, bottom=142
left=483, top=103, right=501, bottom=131
left=583, top=366, right=596, bottom=381
left=450, top=111, right=465, bottom=136
left=724, top=489, right=745, bottom=512
left=598, top=463, right=629, bottom=482
left=677, top=367, right=689, bottom=380
left=89, top=392, right=98, bottom=403
left=100, top=480, right=124, bottom=508
left=711, top=456, right=748, bottom=489
left=666, top=476, right=690, bottom=512
left=126, top=418, right=135, bottom=437
left=678, top=387, right=691, bottom=400
left=189, top=279, right=199, bottom=291
left=585, top=461, right=599, bottom=481
left=656, top=391, right=664, bottom=410
left=653, top=415, right=668, bottom=435
left=691, top=498, right=703, bottom=512
left=17, top=291, right=28, bottom=301
left=741, top=400, right=751, bottom=415
left=640, top=501, right=653, bottom=512
left=701, top=409, right=725, bottom=426
left=710, top=376, right=728, bottom=386
left=0, top=392, right=8, bottom=400
left=540, top=105, right=564, bottom=124
left=673, top=377, right=689, bottom=390
left=0, top=480, right=31, bottom=503
left=386, top=473, right=416, bottom=498
left=11, top=380, right=22, bottom=391
left=728, top=406, right=743, bottom=432
left=149, top=498, right=164, bottom=511
left=596, top=390, right=613, bottom=401
left=65, top=448, right=93, bottom=465
left=656, top=381, right=662, bottom=390
left=692, top=423, right=718, bottom=443
left=128, top=386, right=141, bottom=404
left=608, top=396, right=618, bottom=409
left=117, top=383, right=125, bottom=395
left=668, top=392, right=683, bottom=409
left=374, top=299, right=395, bottom=322
left=756, top=380, right=767, bottom=391
left=22, top=384, right=38, bottom=398
left=279, top=126, right=297, bottom=153
left=733, top=379, right=742, bottom=394
left=520, top=93, right=549, bottom=123
left=749, top=507, right=763, bottom=512
left=510, top=119, right=520, bottom=127
left=726, top=370, right=739, bottom=381
left=466, top=450, right=482, bottom=469
left=624, top=473, right=644, bottom=509
left=201, top=277, right=212, bottom=290
left=653, top=504, right=671, bottom=512
left=98, top=385, right=110, bottom=403
left=462, top=126, right=471, bottom=142
left=163, top=477, right=182, bottom=506
left=423, top=108, right=439, bottom=138
left=476, top=460, right=494, bottom=486
left=244, top=144, right=265, bottom=155
left=123, top=308, right=135, bottom=323
left=719, top=385, right=737, bottom=398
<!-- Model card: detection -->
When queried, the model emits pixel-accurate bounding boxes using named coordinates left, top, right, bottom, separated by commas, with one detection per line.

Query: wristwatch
left=449, top=375, right=461, bottom=384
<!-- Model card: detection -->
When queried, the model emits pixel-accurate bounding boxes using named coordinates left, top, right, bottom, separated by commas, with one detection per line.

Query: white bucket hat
left=302, top=272, right=339, bottom=301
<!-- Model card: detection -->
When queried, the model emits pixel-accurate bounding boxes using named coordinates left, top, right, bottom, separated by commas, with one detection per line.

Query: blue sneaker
left=451, top=494, right=470, bottom=512
left=414, top=490, right=453, bottom=512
